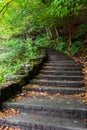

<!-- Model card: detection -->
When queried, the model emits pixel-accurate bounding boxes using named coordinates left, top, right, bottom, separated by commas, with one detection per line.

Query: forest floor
left=72, top=43, right=87, bottom=103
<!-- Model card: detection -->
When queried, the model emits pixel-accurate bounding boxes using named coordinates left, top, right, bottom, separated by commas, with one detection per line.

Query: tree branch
left=0, top=0, right=12, bottom=14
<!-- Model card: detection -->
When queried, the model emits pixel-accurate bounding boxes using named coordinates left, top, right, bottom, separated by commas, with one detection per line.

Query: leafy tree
left=0, top=0, right=86, bottom=32
left=0, top=0, right=87, bottom=43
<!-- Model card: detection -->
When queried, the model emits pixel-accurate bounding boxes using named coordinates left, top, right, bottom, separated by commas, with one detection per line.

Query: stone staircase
left=0, top=48, right=87, bottom=130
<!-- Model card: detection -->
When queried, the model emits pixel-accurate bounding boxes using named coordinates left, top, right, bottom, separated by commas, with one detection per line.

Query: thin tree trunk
left=45, top=27, right=50, bottom=39
left=48, top=27, right=52, bottom=39
left=45, top=27, right=52, bottom=39
left=54, top=26, right=59, bottom=38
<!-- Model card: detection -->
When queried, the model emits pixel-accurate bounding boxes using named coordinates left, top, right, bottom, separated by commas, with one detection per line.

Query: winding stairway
left=0, top=48, right=87, bottom=130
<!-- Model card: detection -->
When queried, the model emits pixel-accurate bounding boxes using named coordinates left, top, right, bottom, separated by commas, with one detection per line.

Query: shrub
left=0, top=38, right=38, bottom=83
left=70, top=41, right=83, bottom=55
left=56, top=42, right=66, bottom=51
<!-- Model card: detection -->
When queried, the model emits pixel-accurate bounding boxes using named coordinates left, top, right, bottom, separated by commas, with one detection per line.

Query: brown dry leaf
left=52, top=93, right=64, bottom=97
left=0, top=108, right=19, bottom=118
left=9, top=91, right=27, bottom=102
left=8, top=128, right=13, bottom=130
left=0, top=112, right=4, bottom=117
left=27, top=91, right=48, bottom=97
left=71, top=92, right=87, bottom=104
left=9, top=90, right=65, bottom=103
left=0, top=126, right=21, bottom=130
left=14, top=129, right=20, bottom=130
left=0, top=126, right=7, bottom=130
left=71, top=55, right=87, bottom=103
left=24, top=84, right=42, bottom=88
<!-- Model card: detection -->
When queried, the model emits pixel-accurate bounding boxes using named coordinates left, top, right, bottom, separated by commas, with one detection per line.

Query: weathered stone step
left=43, top=65, right=82, bottom=68
left=44, top=64, right=82, bottom=67
left=46, top=60, right=80, bottom=63
left=0, top=112, right=87, bottom=130
left=47, top=58, right=74, bottom=61
left=0, top=47, right=86, bottom=130
left=2, top=97, right=87, bottom=118
left=35, top=75, right=83, bottom=81
left=40, top=71, right=84, bottom=76
left=45, top=61, right=82, bottom=65
left=30, top=80, right=84, bottom=87
left=47, top=56, right=74, bottom=60
left=41, top=67, right=82, bottom=71
left=23, top=86, right=86, bottom=95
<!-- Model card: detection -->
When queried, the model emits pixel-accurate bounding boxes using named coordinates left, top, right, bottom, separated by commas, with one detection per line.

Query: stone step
left=35, top=75, right=83, bottom=81
left=30, top=80, right=84, bottom=87
left=46, top=60, right=80, bottom=63
left=40, top=71, right=84, bottom=76
left=23, top=86, right=86, bottom=95
left=43, top=65, right=82, bottom=69
left=45, top=61, right=81, bottom=66
left=48, top=58, right=74, bottom=61
left=41, top=67, right=82, bottom=71
left=44, top=64, right=82, bottom=67
left=47, top=56, right=74, bottom=59
left=2, top=96, right=87, bottom=118
left=0, top=112, right=87, bottom=130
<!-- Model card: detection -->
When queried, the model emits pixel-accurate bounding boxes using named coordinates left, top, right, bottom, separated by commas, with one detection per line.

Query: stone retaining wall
left=0, top=50, right=47, bottom=103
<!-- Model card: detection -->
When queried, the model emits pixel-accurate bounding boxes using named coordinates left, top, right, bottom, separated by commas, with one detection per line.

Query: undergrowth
left=0, top=38, right=38, bottom=83
left=35, top=35, right=83, bottom=56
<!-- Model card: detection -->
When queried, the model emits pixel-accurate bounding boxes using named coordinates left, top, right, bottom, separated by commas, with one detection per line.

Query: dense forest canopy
left=0, top=0, right=87, bottom=37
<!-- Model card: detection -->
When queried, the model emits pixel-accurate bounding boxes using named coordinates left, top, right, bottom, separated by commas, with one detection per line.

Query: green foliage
left=75, top=24, right=87, bottom=39
left=35, top=36, right=52, bottom=47
left=0, top=38, right=37, bottom=63
left=0, top=0, right=86, bottom=37
left=56, top=42, right=66, bottom=51
left=55, top=38, right=83, bottom=55
left=69, top=41, right=83, bottom=55
left=49, top=0, right=83, bottom=17
left=0, top=38, right=38, bottom=83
